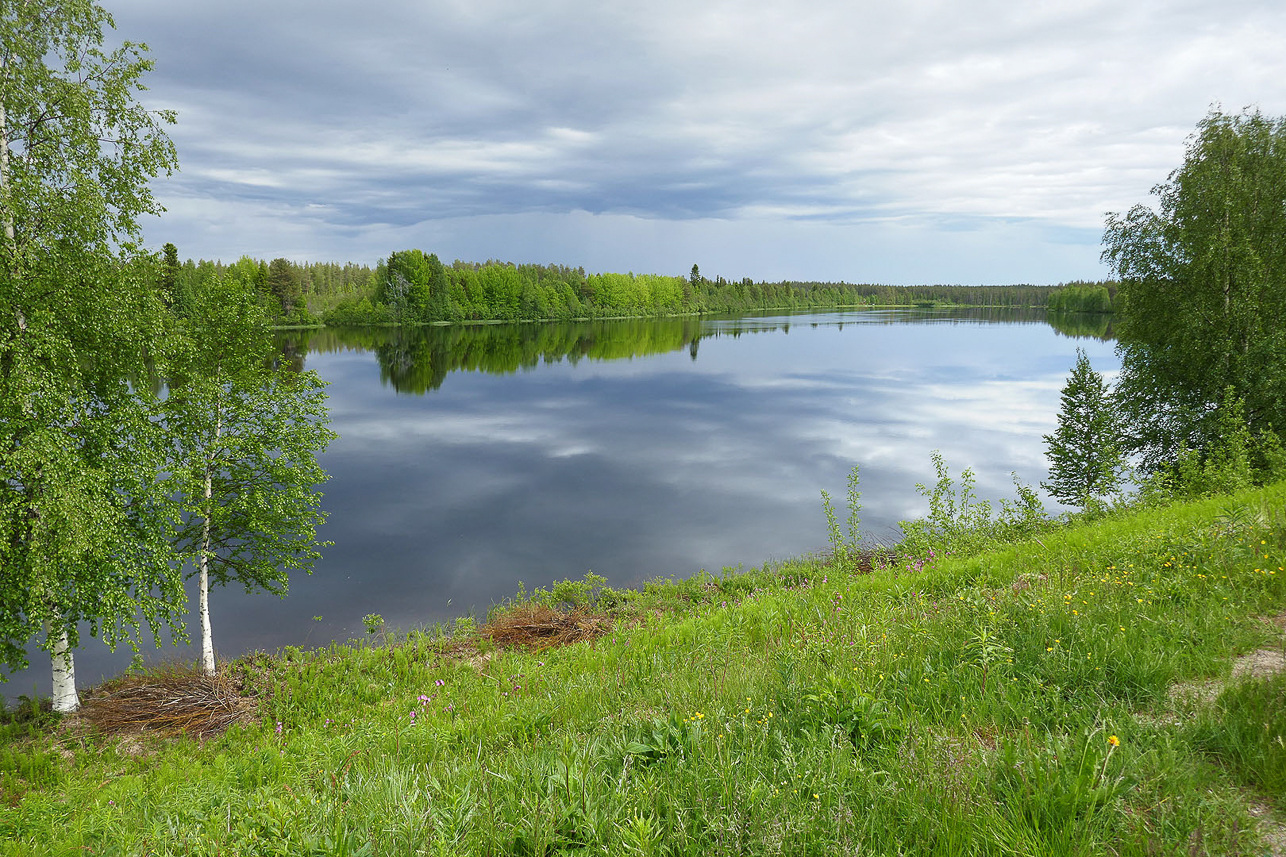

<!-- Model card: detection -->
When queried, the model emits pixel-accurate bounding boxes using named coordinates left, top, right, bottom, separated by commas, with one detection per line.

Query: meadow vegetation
left=1, top=468, right=1283, bottom=855
left=4, top=13, right=1282, bottom=852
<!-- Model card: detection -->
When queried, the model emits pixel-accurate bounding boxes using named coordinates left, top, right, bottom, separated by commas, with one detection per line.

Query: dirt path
left=1161, top=613, right=1286, bottom=856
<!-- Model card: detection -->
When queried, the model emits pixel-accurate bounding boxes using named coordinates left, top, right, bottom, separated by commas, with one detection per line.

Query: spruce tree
left=1043, top=349, right=1123, bottom=508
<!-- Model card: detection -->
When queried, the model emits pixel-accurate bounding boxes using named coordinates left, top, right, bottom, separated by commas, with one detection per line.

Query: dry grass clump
left=78, top=662, right=255, bottom=740
left=482, top=604, right=611, bottom=651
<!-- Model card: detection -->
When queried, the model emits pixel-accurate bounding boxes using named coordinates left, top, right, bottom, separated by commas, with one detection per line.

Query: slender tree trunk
left=6, top=64, right=57, bottom=707
left=48, top=623, right=79, bottom=713
left=198, top=490, right=214, bottom=674
left=1, top=54, right=15, bottom=253
left=1, top=56, right=24, bottom=333
left=198, top=400, right=222, bottom=676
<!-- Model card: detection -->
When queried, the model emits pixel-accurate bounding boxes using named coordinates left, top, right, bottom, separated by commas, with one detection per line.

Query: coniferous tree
left=267, top=257, right=300, bottom=317
left=1043, top=349, right=1123, bottom=508
left=160, top=242, right=180, bottom=307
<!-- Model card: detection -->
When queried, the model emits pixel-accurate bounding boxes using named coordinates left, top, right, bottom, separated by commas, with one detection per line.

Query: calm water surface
left=7, top=308, right=1117, bottom=697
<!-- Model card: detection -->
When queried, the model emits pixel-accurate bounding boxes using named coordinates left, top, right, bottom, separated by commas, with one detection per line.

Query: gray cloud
left=109, top=0, right=1286, bottom=279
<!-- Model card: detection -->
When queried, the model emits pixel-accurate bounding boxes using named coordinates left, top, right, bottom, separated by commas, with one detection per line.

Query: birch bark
left=49, top=625, right=79, bottom=713
left=0, top=1, right=183, bottom=694
left=198, top=398, right=222, bottom=676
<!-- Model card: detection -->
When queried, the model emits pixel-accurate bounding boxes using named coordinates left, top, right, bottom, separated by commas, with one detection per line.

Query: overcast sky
left=108, top=0, right=1286, bottom=283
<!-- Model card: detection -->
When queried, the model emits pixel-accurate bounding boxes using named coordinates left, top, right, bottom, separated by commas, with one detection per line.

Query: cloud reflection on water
left=5, top=309, right=1120, bottom=698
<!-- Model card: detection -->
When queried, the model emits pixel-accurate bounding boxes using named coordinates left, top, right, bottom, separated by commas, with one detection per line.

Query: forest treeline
left=280, top=307, right=1058, bottom=395
left=166, top=248, right=1115, bottom=326
left=1045, top=282, right=1115, bottom=313
left=295, top=319, right=708, bottom=395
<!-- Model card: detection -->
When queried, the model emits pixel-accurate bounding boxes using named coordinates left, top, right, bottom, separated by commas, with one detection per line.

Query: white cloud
left=109, top=0, right=1286, bottom=279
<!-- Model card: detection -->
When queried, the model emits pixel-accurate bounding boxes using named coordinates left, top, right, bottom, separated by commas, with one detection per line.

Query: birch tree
left=1104, top=109, right=1286, bottom=470
left=165, top=272, right=334, bottom=676
left=0, top=1, right=182, bottom=710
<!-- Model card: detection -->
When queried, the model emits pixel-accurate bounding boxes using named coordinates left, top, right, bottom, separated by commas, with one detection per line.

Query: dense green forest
left=287, top=308, right=1055, bottom=395
left=166, top=248, right=1114, bottom=327
left=1045, top=282, right=1116, bottom=313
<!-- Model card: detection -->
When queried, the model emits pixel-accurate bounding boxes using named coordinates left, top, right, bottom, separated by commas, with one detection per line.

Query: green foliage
left=1105, top=109, right=1286, bottom=471
left=1047, top=284, right=1114, bottom=313
left=1196, top=388, right=1255, bottom=493
left=624, top=712, right=702, bottom=765
left=380, top=248, right=448, bottom=324
left=302, top=252, right=1070, bottom=326
left=266, top=258, right=301, bottom=317
left=802, top=672, right=904, bottom=754
left=523, top=572, right=610, bottom=610
left=0, top=0, right=184, bottom=677
left=894, top=453, right=1048, bottom=561
left=186, top=249, right=1080, bottom=328
left=963, top=619, right=1014, bottom=701
left=323, top=296, right=396, bottom=326
left=160, top=242, right=180, bottom=307
left=1144, top=388, right=1286, bottom=499
left=163, top=271, right=335, bottom=662
left=1253, top=426, right=1286, bottom=483
left=820, top=464, right=862, bottom=570
left=1043, top=348, right=1124, bottom=508
left=997, top=476, right=1050, bottom=538
left=0, top=694, right=57, bottom=732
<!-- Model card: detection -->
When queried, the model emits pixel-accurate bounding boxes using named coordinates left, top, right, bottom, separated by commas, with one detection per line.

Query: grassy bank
left=2, top=484, right=1285, bottom=855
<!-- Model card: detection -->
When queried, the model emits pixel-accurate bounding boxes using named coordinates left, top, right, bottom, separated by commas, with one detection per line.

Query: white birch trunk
left=198, top=400, right=222, bottom=676
left=50, top=625, right=79, bottom=713
left=199, top=500, right=214, bottom=674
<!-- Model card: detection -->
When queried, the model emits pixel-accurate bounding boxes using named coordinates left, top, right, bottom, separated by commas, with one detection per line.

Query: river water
left=5, top=308, right=1117, bottom=699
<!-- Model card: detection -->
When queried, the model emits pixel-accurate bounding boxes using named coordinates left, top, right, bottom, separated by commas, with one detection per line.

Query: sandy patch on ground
left=1160, top=613, right=1286, bottom=855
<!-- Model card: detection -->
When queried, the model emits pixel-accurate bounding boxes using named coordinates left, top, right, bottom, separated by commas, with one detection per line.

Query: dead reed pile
left=79, top=665, right=254, bottom=740
left=482, top=604, right=610, bottom=651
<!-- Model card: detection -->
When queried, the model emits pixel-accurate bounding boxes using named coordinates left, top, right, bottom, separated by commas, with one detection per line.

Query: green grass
left=1189, top=672, right=1286, bottom=807
left=2, top=483, right=1285, bottom=855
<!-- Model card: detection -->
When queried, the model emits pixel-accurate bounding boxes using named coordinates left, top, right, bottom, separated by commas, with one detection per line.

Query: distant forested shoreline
left=163, top=247, right=1116, bottom=327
